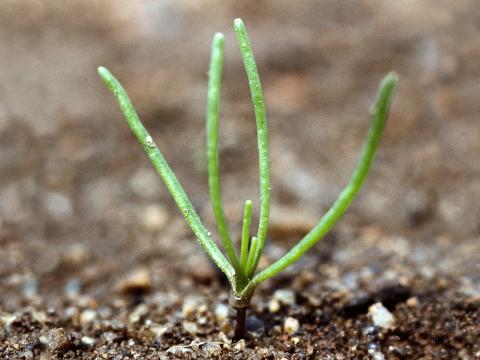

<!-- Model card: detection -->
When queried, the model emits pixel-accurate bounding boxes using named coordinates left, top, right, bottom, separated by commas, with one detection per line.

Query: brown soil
left=1, top=1, right=479, bottom=359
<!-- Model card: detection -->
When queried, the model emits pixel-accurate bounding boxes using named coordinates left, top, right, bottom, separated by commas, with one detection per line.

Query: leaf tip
left=234, top=18, right=244, bottom=29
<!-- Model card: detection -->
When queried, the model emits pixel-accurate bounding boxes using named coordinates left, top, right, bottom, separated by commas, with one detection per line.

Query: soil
left=1, top=1, right=479, bottom=359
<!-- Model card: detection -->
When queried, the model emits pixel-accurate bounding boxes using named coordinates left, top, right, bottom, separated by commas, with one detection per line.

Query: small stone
left=63, top=244, right=89, bottom=266
left=406, top=297, right=419, bottom=307
left=368, top=349, right=386, bottom=360
left=0, top=312, right=16, bottom=328
left=80, top=309, right=97, bottom=326
left=166, top=345, right=193, bottom=356
left=182, top=321, right=198, bottom=334
left=31, top=310, right=47, bottom=323
left=64, top=279, right=82, bottom=298
left=202, top=342, right=222, bottom=357
left=368, top=302, right=395, bottom=329
left=44, top=192, right=73, bottom=220
left=182, top=295, right=204, bottom=319
left=214, top=303, right=229, bottom=321
left=116, top=268, right=151, bottom=294
left=268, top=298, right=281, bottom=313
left=246, top=315, right=264, bottom=333
left=103, top=332, right=121, bottom=344
left=19, top=350, right=33, bottom=359
left=234, top=339, right=246, bottom=352
left=283, top=316, right=300, bottom=334
left=149, top=324, right=168, bottom=339
left=39, top=335, right=48, bottom=346
left=273, top=289, right=296, bottom=306
left=23, top=278, right=38, bottom=299
left=47, top=328, right=69, bottom=353
left=129, top=304, right=148, bottom=324
left=81, top=336, right=95, bottom=347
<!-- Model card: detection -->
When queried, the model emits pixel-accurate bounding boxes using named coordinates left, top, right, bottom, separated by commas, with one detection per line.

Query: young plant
left=98, top=18, right=398, bottom=339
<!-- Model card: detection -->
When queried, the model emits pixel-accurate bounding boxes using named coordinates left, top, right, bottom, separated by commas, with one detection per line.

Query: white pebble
left=214, top=303, right=229, bottom=321
left=44, top=192, right=73, bottom=220
left=182, top=295, right=204, bottom=318
left=167, top=346, right=193, bottom=355
left=202, top=342, right=222, bottom=356
left=0, top=313, right=16, bottom=328
left=268, top=298, right=281, bottom=313
left=283, top=316, right=300, bottom=334
left=273, top=289, right=296, bottom=306
left=81, top=336, right=95, bottom=347
left=368, top=302, right=395, bottom=329
left=234, top=339, right=246, bottom=352
left=129, top=304, right=148, bottom=324
left=368, top=350, right=386, bottom=360
left=80, top=309, right=97, bottom=325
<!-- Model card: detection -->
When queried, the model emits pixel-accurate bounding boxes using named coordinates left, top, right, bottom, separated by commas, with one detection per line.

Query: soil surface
left=1, top=1, right=479, bottom=359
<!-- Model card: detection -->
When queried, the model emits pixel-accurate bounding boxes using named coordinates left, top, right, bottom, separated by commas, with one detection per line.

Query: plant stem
left=234, top=307, right=247, bottom=340
left=207, top=32, right=244, bottom=280
left=233, top=18, right=271, bottom=278
left=242, top=72, right=398, bottom=294
left=98, top=66, right=236, bottom=286
left=240, top=200, right=253, bottom=273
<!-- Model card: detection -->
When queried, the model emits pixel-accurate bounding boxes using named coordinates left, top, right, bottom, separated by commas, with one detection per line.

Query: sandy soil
left=1, top=1, right=479, bottom=358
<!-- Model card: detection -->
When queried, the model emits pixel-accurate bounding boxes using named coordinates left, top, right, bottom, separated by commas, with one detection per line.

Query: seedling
left=98, top=18, right=398, bottom=339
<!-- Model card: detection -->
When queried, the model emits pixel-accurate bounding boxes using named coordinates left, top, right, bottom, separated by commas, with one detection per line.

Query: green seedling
left=98, top=18, right=398, bottom=339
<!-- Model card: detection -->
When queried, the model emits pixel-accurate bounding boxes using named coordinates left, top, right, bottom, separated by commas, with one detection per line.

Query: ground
left=0, top=1, right=479, bottom=359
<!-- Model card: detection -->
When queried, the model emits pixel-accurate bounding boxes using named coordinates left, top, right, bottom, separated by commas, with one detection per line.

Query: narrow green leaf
left=233, top=18, right=271, bottom=277
left=206, top=33, right=243, bottom=279
left=245, top=236, right=259, bottom=275
left=244, top=72, right=398, bottom=292
left=240, top=200, right=253, bottom=272
left=98, top=66, right=236, bottom=284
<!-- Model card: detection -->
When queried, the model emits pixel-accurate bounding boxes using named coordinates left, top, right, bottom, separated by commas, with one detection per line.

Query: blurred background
left=0, top=0, right=479, bottom=300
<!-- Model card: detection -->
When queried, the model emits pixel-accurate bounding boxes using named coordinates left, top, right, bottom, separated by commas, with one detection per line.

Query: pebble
left=81, top=336, right=95, bottom=347
left=116, top=268, right=151, bottom=294
left=166, top=345, right=194, bottom=356
left=46, top=328, right=69, bottom=353
left=368, top=349, right=386, bottom=360
left=246, top=315, right=264, bottom=334
left=406, top=297, right=419, bottom=307
left=283, top=317, right=300, bottom=334
left=64, top=278, right=82, bottom=298
left=80, top=309, right=97, bottom=326
left=129, top=304, right=148, bottom=324
left=368, top=302, right=395, bottom=329
left=149, top=323, right=168, bottom=339
left=182, top=321, right=198, bottom=334
left=268, top=298, right=281, bottom=313
left=44, top=192, right=73, bottom=220
left=23, top=277, right=38, bottom=299
left=103, top=331, right=121, bottom=344
left=234, top=339, right=246, bottom=352
left=202, top=342, right=222, bottom=357
left=31, top=310, right=47, bottom=324
left=182, top=295, right=205, bottom=319
left=273, top=289, right=296, bottom=306
left=0, top=312, right=16, bottom=328
left=63, top=244, right=89, bottom=266
left=214, top=303, right=229, bottom=321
